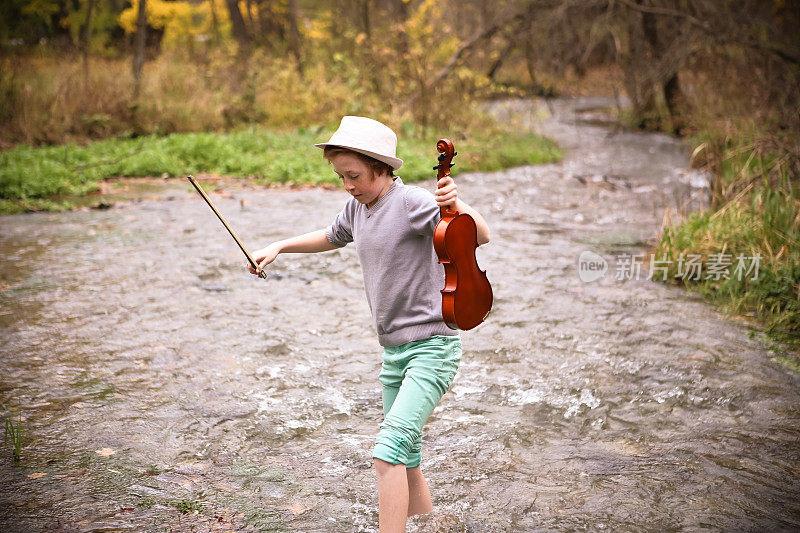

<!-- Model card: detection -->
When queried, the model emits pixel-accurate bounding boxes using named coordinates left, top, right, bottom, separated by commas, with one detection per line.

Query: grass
left=0, top=52, right=361, bottom=148
left=0, top=125, right=561, bottom=214
left=169, top=495, right=207, bottom=514
left=3, top=401, right=23, bottom=462
left=653, top=138, right=800, bottom=348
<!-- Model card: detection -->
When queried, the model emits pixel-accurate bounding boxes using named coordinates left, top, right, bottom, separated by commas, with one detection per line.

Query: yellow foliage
left=406, top=0, right=437, bottom=41
left=119, top=0, right=230, bottom=47
left=304, top=16, right=331, bottom=43
left=405, top=0, right=458, bottom=63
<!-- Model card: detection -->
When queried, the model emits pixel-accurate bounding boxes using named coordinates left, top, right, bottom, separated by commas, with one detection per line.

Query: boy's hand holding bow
left=248, top=242, right=281, bottom=275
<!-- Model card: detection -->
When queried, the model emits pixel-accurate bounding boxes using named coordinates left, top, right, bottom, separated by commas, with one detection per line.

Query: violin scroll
left=434, top=139, right=457, bottom=218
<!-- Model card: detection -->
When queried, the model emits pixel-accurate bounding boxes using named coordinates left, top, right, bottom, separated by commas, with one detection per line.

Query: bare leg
left=374, top=458, right=409, bottom=532
left=406, top=466, right=433, bottom=516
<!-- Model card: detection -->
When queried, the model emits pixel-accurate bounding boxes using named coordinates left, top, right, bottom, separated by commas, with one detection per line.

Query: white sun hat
left=314, top=116, right=404, bottom=171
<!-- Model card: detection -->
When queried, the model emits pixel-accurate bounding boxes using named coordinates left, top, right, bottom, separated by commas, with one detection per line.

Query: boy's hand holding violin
left=435, top=176, right=458, bottom=210
left=435, top=176, right=491, bottom=246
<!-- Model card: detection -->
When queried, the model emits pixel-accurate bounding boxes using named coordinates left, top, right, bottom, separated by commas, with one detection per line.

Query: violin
left=432, top=139, right=493, bottom=330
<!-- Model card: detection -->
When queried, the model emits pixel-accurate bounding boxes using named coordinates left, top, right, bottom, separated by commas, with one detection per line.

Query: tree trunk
left=619, top=0, right=656, bottom=129
left=663, top=72, right=682, bottom=131
left=639, top=1, right=660, bottom=125
left=245, top=0, right=255, bottom=35
left=523, top=2, right=546, bottom=95
left=391, top=0, right=414, bottom=110
left=81, top=0, right=95, bottom=89
left=255, top=0, right=283, bottom=51
left=226, top=0, right=251, bottom=54
left=208, top=0, right=221, bottom=45
left=287, top=0, right=303, bottom=76
left=361, top=0, right=371, bottom=38
left=133, top=0, right=147, bottom=99
left=627, top=0, right=686, bottom=130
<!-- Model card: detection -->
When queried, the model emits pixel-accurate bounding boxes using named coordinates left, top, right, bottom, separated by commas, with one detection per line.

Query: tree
left=225, top=0, right=251, bottom=53
left=133, top=0, right=147, bottom=99
left=287, top=0, right=303, bottom=76
left=81, top=0, right=95, bottom=88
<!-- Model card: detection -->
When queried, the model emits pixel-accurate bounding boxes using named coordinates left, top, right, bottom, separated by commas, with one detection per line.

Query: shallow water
left=1, top=97, right=799, bottom=532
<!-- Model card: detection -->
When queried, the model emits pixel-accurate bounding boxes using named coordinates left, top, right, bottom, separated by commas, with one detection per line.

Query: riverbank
left=566, top=97, right=800, bottom=350
left=633, top=110, right=799, bottom=349
left=0, top=125, right=561, bottom=214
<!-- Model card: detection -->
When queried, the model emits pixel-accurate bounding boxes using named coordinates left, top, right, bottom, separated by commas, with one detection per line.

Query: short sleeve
left=404, top=186, right=441, bottom=237
left=326, top=201, right=354, bottom=247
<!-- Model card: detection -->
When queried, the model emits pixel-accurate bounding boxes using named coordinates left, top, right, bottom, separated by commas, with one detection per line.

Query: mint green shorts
left=372, top=334, right=462, bottom=468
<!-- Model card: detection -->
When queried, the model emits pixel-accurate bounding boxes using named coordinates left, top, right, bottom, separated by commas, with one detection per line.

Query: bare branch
left=430, top=10, right=528, bottom=88
left=615, top=0, right=710, bottom=30
left=615, top=0, right=800, bottom=65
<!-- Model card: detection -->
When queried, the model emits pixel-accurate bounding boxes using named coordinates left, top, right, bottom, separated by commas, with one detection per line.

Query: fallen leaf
left=289, top=502, right=305, bottom=515
left=96, top=448, right=116, bottom=457
left=28, top=472, right=47, bottom=479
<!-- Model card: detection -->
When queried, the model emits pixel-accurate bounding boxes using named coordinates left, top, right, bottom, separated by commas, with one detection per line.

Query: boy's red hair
left=323, top=146, right=395, bottom=178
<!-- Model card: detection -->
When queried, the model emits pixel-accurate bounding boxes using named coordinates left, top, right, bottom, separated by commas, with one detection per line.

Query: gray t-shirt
left=325, top=176, right=459, bottom=347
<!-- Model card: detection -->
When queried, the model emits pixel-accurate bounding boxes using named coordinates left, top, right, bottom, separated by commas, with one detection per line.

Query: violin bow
left=186, top=175, right=267, bottom=279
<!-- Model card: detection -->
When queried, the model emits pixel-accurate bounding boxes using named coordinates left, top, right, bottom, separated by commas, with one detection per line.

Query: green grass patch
left=169, top=495, right=207, bottom=514
left=3, top=401, right=24, bottom=462
left=771, top=355, right=800, bottom=374
left=0, top=125, right=561, bottom=214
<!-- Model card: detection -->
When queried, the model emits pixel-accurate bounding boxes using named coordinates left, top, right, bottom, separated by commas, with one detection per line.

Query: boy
left=247, top=116, right=490, bottom=532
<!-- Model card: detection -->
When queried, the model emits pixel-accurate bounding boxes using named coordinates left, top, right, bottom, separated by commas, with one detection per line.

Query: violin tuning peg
left=433, top=164, right=439, bottom=170
left=454, top=151, right=458, bottom=156
left=438, top=154, right=445, bottom=161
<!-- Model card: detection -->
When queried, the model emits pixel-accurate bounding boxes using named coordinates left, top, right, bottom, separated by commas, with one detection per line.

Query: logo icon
left=578, top=250, right=607, bottom=282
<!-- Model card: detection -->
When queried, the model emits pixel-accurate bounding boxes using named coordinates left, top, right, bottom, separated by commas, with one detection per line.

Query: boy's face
left=330, top=152, right=391, bottom=206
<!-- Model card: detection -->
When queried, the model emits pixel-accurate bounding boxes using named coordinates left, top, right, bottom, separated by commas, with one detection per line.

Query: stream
left=1, top=97, right=798, bottom=532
